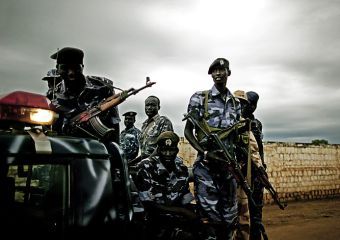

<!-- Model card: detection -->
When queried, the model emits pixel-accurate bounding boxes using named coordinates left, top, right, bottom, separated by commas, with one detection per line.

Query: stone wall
left=178, top=138, right=340, bottom=204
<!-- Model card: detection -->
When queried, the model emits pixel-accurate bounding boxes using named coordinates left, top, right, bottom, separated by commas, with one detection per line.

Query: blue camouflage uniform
left=135, top=155, right=193, bottom=205
left=187, top=85, right=241, bottom=226
left=120, top=126, right=141, bottom=161
left=51, top=75, right=121, bottom=139
left=139, top=114, right=173, bottom=158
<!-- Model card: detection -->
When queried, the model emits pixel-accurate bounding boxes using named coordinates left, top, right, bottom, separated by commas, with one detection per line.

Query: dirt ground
left=262, top=198, right=340, bottom=240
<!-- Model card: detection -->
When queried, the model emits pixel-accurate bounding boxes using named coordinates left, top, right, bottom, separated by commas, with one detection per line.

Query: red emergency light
left=0, top=91, right=58, bottom=125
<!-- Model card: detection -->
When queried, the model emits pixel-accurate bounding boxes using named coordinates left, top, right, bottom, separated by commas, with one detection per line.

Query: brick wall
left=178, top=138, right=340, bottom=204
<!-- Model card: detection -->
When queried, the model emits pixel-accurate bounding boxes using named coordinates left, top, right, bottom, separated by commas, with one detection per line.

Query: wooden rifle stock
left=71, top=77, right=156, bottom=125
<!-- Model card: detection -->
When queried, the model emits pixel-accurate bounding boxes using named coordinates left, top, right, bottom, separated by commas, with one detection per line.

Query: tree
left=311, top=139, right=328, bottom=145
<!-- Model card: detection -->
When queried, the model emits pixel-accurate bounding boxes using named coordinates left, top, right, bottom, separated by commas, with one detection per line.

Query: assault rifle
left=238, top=146, right=286, bottom=210
left=70, top=77, right=155, bottom=126
left=256, top=165, right=287, bottom=210
left=183, top=110, right=258, bottom=208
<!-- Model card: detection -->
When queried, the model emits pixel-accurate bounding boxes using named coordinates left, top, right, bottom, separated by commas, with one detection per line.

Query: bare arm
left=184, top=120, right=204, bottom=154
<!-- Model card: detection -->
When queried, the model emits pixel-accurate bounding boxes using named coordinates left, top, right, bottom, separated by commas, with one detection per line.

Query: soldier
left=244, top=91, right=267, bottom=240
left=184, top=58, right=241, bottom=240
left=233, top=90, right=264, bottom=240
left=120, top=111, right=142, bottom=162
left=42, top=68, right=62, bottom=100
left=49, top=47, right=126, bottom=144
left=245, top=92, right=264, bottom=164
left=139, top=96, right=173, bottom=160
left=48, top=47, right=134, bottom=232
left=134, top=131, right=196, bottom=240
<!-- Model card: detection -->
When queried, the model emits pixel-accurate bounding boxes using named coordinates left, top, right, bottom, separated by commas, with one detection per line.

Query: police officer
left=233, top=90, right=264, bottom=240
left=49, top=47, right=125, bottom=143
left=244, top=91, right=267, bottom=240
left=139, top=96, right=173, bottom=160
left=120, top=111, right=142, bottom=162
left=42, top=68, right=62, bottom=100
left=184, top=58, right=241, bottom=240
left=49, top=47, right=134, bottom=228
left=245, top=92, right=264, bottom=163
left=134, top=131, right=196, bottom=240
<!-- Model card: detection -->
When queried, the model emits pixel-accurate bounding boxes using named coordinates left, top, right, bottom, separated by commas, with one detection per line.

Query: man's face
left=211, top=67, right=228, bottom=85
left=145, top=98, right=159, bottom=118
left=124, top=116, right=135, bottom=128
left=159, top=146, right=179, bottom=163
left=243, top=103, right=256, bottom=116
left=58, top=64, right=83, bottom=82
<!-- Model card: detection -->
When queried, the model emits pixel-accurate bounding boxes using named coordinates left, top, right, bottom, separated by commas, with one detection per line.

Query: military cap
left=246, top=91, right=259, bottom=106
left=234, top=90, right=248, bottom=103
left=156, top=131, right=179, bottom=148
left=42, top=69, right=60, bottom=81
left=50, top=47, right=84, bottom=64
left=123, top=111, right=137, bottom=117
left=208, top=58, right=230, bottom=74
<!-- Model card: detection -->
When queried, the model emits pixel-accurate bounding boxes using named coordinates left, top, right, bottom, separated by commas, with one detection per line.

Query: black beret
left=50, top=47, right=84, bottom=64
left=208, top=58, right=230, bottom=74
left=246, top=91, right=259, bottom=105
left=123, top=111, right=137, bottom=117
left=156, top=131, right=179, bottom=148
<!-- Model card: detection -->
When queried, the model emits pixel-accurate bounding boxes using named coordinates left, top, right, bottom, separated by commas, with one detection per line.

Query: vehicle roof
left=0, top=133, right=110, bottom=163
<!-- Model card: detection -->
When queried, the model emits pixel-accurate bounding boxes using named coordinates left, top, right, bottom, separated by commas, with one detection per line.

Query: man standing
left=245, top=92, right=264, bottom=164
left=120, top=111, right=142, bottom=162
left=244, top=91, right=267, bottom=240
left=139, top=96, right=173, bottom=160
left=233, top=90, right=264, bottom=240
left=184, top=58, right=241, bottom=240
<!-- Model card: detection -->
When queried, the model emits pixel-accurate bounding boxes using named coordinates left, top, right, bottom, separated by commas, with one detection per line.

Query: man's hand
left=205, top=150, right=225, bottom=162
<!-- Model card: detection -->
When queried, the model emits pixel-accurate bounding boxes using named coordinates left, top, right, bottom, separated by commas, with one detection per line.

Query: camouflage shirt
left=120, top=126, right=142, bottom=161
left=187, top=85, right=241, bottom=161
left=134, top=155, right=193, bottom=206
left=51, top=76, right=120, bottom=137
left=139, top=114, right=173, bottom=158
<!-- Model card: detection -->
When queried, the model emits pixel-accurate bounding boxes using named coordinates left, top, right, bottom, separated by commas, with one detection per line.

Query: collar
left=211, top=85, right=232, bottom=98
left=147, top=113, right=160, bottom=123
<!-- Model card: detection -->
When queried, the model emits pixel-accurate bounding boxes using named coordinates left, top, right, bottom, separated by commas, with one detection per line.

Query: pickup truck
left=0, top=91, right=134, bottom=239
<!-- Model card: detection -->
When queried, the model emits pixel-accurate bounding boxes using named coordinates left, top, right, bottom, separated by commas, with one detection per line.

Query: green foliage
left=311, top=139, right=329, bottom=145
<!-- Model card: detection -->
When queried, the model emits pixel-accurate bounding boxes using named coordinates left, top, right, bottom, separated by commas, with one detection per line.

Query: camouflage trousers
left=193, top=161, right=238, bottom=240
left=232, top=187, right=250, bottom=240
left=249, top=177, right=266, bottom=240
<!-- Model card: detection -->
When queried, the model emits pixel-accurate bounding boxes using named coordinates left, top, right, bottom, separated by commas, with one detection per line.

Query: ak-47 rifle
left=256, top=165, right=287, bottom=210
left=183, top=110, right=258, bottom=208
left=237, top=145, right=287, bottom=210
left=70, top=77, right=155, bottom=127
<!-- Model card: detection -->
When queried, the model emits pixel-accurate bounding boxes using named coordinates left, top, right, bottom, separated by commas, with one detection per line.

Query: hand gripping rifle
left=183, top=110, right=258, bottom=208
left=70, top=77, right=155, bottom=126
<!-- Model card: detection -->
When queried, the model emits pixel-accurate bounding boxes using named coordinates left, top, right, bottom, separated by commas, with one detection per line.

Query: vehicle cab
left=0, top=91, right=133, bottom=239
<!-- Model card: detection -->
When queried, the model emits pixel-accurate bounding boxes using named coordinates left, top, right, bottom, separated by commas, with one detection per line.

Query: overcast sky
left=1, top=0, right=340, bottom=143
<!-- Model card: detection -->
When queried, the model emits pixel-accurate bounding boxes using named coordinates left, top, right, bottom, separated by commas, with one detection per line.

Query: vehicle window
left=3, top=164, right=68, bottom=235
